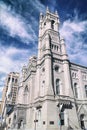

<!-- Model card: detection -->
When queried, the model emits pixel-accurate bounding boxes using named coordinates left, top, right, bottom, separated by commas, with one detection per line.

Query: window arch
left=24, top=86, right=28, bottom=93
left=15, top=79, right=18, bottom=83
left=56, top=79, right=60, bottom=95
left=24, top=85, right=29, bottom=104
left=74, top=83, right=78, bottom=98
left=80, top=114, right=85, bottom=129
left=12, top=78, right=14, bottom=82
left=8, top=77, right=10, bottom=83
left=18, top=119, right=24, bottom=129
left=55, top=65, right=59, bottom=72
left=85, top=85, right=87, bottom=97
left=51, top=20, right=55, bottom=29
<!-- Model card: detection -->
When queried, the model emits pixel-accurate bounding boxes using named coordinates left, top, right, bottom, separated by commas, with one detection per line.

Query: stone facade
left=2, top=8, right=87, bottom=130
left=1, top=72, right=19, bottom=129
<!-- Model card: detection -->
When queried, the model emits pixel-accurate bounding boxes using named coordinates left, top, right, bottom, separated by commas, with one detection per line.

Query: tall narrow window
left=12, top=78, right=14, bottom=82
left=56, top=79, right=60, bottom=95
left=51, top=20, right=55, bottom=29
left=24, top=86, right=29, bottom=104
left=18, top=119, right=24, bottom=129
left=85, top=85, right=87, bottom=97
left=60, top=111, right=64, bottom=125
left=15, top=79, right=18, bottom=83
left=8, top=77, right=10, bottom=83
left=80, top=114, right=85, bottom=129
left=74, top=83, right=78, bottom=98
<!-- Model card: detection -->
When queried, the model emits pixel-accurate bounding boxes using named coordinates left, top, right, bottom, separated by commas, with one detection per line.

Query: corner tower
left=38, top=7, right=68, bottom=61
left=36, top=7, right=70, bottom=99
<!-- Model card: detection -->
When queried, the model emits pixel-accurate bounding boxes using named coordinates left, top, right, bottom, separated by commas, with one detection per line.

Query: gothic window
left=14, top=114, right=16, bottom=120
left=72, top=72, right=74, bottom=77
left=85, top=85, right=87, bottom=97
left=54, top=45, right=56, bottom=50
left=60, top=112, right=64, bottom=125
left=8, top=77, right=10, bottom=83
left=15, top=79, right=18, bottom=83
left=9, top=118, right=11, bottom=124
left=72, top=72, right=77, bottom=78
left=80, top=114, right=85, bottom=129
left=56, top=79, right=60, bottom=95
left=51, top=20, right=55, bottom=29
left=18, top=119, right=24, bottom=129
left=57, top=46, right=58, bottom=51
left=42, top=67, right=45, bottom=72
left=55, top=65, right=59, bottom=72
left=74, top=83, right=78, bottom=98
left=24, top=85, right=29, bottom=104
left=51, top=44, right=53, bottom=49
left=12, top=78, right=14, bottom=82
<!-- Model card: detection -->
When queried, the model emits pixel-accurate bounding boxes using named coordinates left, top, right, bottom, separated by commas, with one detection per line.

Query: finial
left=60, top=36, right=65, bottom=44
left=46, top=6, right=49, bottom=13
left=40, top=12, right=43, bottom=16
left=40, top=12, right=43, bottom=21
left=55, top=10, right=58, bottom=15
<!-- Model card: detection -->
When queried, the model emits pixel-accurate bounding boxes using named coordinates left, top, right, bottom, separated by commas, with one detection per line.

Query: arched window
left=14, top=114, right=16, bottom=120
left=12, top=78, right=14, bottom=82
left=85, top=85, right=87, bottom=97
left=18, top=119, right=24, bottom=129
left=8, top=77, right=10, bottom=83
left=74, top=83, right=78, bottom=98
left=60, top=111, right=64, bottom=125
left=80, top=114, right=85, bottom=129
left=56, top=79, right=60, bottom=95
left=15, top=79, right=18, bottom=83
left=51, top=20, right=55, bottom=29
left=24, top=86, right=29, bottom=104
left=55, top=65, right=59, bottom=72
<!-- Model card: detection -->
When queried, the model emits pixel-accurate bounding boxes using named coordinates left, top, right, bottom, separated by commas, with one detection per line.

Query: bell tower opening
left=39, top=7, right=60, bottom=38
left=51, top=20, right=55, bottom=29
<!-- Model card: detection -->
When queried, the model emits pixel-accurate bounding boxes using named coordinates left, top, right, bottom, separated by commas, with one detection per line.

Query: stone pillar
left=44, top=34, right=53, bottom=95
left=63, top=60, right=73, bottom=97
left=35, top=66, right=40, bottom=98
left=61, top=38, right=68, bottom=60
left=45, top=56, right=53, bottom=95
left=78, top=70, right=84, bottom=99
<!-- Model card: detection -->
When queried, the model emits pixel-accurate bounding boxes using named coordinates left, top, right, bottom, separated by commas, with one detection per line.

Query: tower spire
left=46, top=6, right=49, bottom=13
left=55, top=10, right=58, bottom=15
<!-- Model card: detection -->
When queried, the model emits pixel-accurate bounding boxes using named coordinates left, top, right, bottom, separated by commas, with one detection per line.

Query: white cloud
left=0, top=0, right=45, bottom=99
left=0, top=45, right=34, bottom=91
left=60, top=15, right=87, bottom=66
left=0, top=46, right=30, bottom=74
left=32, top=0, right=45, bottom=12
left=0, top=1, right=37, bottom=44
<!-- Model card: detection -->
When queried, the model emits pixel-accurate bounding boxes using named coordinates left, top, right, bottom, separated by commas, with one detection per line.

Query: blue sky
left=0, top=0, right=87, bottom=99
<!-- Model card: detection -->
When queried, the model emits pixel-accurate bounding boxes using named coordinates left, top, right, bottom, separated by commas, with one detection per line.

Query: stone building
left=1, top=72, right=19, bottom=129
left=3, top=8, right=87, bottom=130
left=0, top=101, right=2, bottom=114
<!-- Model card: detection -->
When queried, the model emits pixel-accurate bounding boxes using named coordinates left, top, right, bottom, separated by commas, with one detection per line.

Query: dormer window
left=51, top=20, right=55, bottom=29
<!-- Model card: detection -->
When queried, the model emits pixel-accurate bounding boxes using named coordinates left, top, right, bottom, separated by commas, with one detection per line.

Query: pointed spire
left=60, top=36, right=65, bottom=44
left=46, top=6, right=49, bottom=13
left=40, top=12, right=43, bottom=20
left=55, top=10, right=58, bottom=15
left=55, top=10, right=59, bottom=18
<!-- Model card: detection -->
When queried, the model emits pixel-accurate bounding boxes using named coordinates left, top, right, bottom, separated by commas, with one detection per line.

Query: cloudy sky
left=0, top=0, right=87, bottom=99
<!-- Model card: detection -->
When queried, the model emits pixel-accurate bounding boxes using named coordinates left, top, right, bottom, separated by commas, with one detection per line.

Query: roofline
left=70, top=62, right=87, bottom=69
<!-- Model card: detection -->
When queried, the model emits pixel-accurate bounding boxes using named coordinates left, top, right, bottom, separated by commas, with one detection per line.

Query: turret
left=38, top=7, right=60, bottom=38
left=60, top=37, right=68, bottom=60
